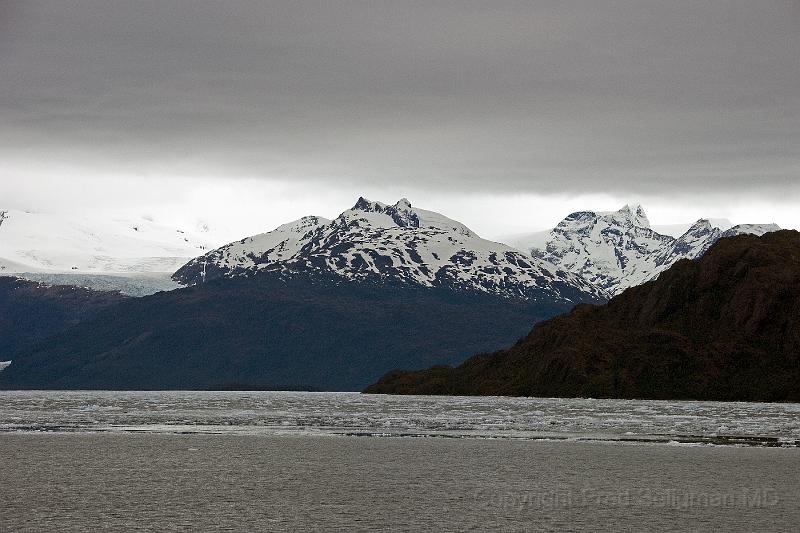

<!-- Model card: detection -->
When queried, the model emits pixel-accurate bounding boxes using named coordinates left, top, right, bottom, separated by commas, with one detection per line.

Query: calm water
left=1, top=391, right=799, bottom=531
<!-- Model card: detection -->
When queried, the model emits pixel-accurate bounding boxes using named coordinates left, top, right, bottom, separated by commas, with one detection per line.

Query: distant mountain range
left=174, top=198, right=778, bottom=300
left=365, top=230, right=800, bottom=401
left=1, top=199, right=778, bottom=299
left=0, top=198, right=607, bottom=390
left=0, top=197, right=785, bottom=392
left=173, top=197, right=607, bottom=303
left=517, top=204, right=779, bottom=295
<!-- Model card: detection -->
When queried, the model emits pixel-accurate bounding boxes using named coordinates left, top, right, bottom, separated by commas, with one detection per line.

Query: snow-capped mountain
left=525, top=204, right=779, bottom=295
left=0, top=208, right=221, bottom=275
left=652, top=218, right=733, bottom=238
left=174, top=197, right=608, bottom=303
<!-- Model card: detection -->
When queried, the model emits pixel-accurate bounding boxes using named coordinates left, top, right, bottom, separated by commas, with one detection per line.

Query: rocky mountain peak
left=173, top=198, right=608, bottom=303
left=352, top=196, right=386, bottom=213
left=618, top=203, right=650, bottom=228
left=394, top=198, right=412, bottom=210
left=530, top=204, right=779, bottom=296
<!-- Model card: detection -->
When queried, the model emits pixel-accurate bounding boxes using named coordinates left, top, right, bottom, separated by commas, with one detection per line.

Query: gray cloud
left=1, top=0, right=798, bottom=197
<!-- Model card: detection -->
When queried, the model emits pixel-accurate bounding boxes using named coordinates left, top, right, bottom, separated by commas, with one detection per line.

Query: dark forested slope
left=0, top=275, right=584, bottom=391
left=365, top=231, right=800, bottom=402
left=0, top=277, right=126, bottom=358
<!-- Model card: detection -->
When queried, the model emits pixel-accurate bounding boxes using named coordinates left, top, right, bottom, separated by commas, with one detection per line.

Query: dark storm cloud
left=1, top=0, right=798, bottom=196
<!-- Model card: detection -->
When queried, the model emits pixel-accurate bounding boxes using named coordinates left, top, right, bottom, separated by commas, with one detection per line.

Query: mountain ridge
left=526, top=204, right=779, bottom=295
left=174, top=197, right=609, bottom=303
left=364, top=230, right=800, bottom=401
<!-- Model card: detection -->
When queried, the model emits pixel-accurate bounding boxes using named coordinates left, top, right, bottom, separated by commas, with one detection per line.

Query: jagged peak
left=688, top=218, right=713, bottom=230
left=394, top=197, right=412, bottom=211
left=384, top=198, right=419, bottom=228
left=353, top=196, right=414, bottom=212
left=554, top=204, right=651, bottom=231
left=351, top=196, right=387, bottom=212
left=615, top=203, right=650, bottom=228
left=674, top=219, right=718, bottom=243
left=344, top=197, right=421, bottom=228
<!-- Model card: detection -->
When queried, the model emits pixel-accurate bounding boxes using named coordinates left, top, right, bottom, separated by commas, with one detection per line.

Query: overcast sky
left=1, top=0, right=798, bottom=240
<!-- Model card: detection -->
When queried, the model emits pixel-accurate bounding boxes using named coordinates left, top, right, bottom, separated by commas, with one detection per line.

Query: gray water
left=1, top=391, right=799, bottom=531
left=2, top=391, right=799, bottom=445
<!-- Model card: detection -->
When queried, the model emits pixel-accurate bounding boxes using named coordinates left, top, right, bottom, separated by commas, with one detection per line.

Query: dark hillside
left=0, top=275, right=579, bottom=391
left=365, top=231, right=800, bottom=402
left=0, top=277, right=126, bottom=358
